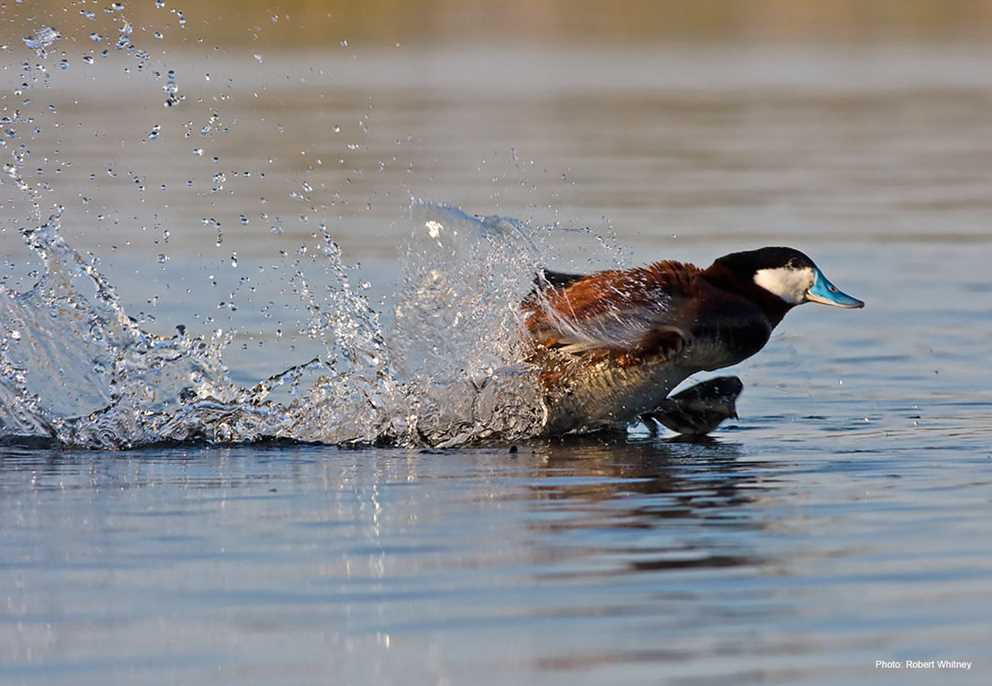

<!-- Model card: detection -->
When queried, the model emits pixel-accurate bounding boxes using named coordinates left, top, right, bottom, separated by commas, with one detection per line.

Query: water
left=1, top=5, right=991, bottom=683
left=2, top=438, right=989, bottom=684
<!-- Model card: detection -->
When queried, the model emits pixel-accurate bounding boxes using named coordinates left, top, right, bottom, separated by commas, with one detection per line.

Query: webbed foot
left=641, top=376, right=743, bottom=437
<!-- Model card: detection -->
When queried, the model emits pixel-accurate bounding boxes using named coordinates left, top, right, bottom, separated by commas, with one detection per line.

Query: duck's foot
left=641, top=376, right=743, bottom=437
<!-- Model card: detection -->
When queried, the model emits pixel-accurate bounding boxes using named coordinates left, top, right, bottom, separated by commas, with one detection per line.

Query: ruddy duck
left=523, top=247, right=864, bottom=436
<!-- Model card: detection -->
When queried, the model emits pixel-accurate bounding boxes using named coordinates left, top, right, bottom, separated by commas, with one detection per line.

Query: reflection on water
left=527, top=438, right=765, bottom=577
left=2, top=437, right=989, bottom=684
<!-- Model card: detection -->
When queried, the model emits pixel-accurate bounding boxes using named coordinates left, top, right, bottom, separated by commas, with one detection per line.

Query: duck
left=521, top=247, right=864, bottom=436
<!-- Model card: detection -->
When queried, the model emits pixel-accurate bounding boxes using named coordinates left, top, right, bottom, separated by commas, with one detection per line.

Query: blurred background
left=1, top=0, right=990, bottom=381
left=1, top=1, right=991, bottom=388
left=10, top=0, right=992, bottom=45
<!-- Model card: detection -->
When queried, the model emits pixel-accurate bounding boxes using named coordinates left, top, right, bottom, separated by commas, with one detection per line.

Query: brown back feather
left=523, top=260, right=701, bottom=351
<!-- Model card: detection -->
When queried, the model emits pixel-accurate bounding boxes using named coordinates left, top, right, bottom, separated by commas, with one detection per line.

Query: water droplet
left=253, top=54, right=263, bottom=63
left=163, top=69, right=181, bottom=107
left=83, top=55, right=95, bottom=65
left=211, top=172, right=226, bottom=192
left=157, top=253, right=168, bottom=264
left=230, top=253, right=238, bottom=268
left=23, top=26, right=60, bottom=55
left=193, top=147, right=204, bottom=156
left=90, top=32, right=103, bottom=43
left=147, top=124, right=161, bottom=141
left=9, top=330, right=21, bottom=341
left=239, top=214, right=249, bottom=225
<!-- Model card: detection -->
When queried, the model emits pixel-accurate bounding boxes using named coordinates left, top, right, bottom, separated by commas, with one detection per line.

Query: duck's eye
left=827, top=284, right=837, bottom=293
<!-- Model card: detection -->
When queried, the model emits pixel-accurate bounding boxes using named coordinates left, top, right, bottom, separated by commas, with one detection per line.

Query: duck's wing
left=523, top=260, right=701, bottom=359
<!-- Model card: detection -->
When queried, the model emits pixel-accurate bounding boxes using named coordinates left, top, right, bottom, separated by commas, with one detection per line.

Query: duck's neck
left=700, top=262, right=793, bottom=327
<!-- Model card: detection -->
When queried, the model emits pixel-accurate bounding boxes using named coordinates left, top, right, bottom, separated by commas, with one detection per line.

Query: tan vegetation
left=8, top=0, right=992, bottom=47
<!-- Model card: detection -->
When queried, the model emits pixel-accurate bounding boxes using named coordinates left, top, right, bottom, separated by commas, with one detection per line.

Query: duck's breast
left=688, top=294, right=775, bottom=371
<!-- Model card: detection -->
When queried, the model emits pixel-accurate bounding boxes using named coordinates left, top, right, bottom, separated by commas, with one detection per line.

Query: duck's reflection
left=517, top=435, right=775, bottom=576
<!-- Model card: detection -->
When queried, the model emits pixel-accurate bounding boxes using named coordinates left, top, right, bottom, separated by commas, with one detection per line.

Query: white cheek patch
left=753, top=266, right=813, bottom=304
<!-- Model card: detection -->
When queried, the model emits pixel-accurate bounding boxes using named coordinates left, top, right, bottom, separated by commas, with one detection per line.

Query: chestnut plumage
left=522, top=247, right=863, bottom=436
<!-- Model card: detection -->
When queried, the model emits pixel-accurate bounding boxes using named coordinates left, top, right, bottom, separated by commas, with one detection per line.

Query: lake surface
left=1, top=21, right=991, bottom=686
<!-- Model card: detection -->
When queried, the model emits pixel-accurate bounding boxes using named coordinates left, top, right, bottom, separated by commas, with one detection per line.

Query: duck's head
left=714, top=247, right=864, bottom=310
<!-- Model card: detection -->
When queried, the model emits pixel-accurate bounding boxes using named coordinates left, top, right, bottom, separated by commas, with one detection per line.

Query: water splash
left=392, top=204, right=542, bottom=381
left=0, top=7, right=617, bottom=450
left=384, top=204, right=552, bottom=446
left=0, top=202, right=562, bottom=449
